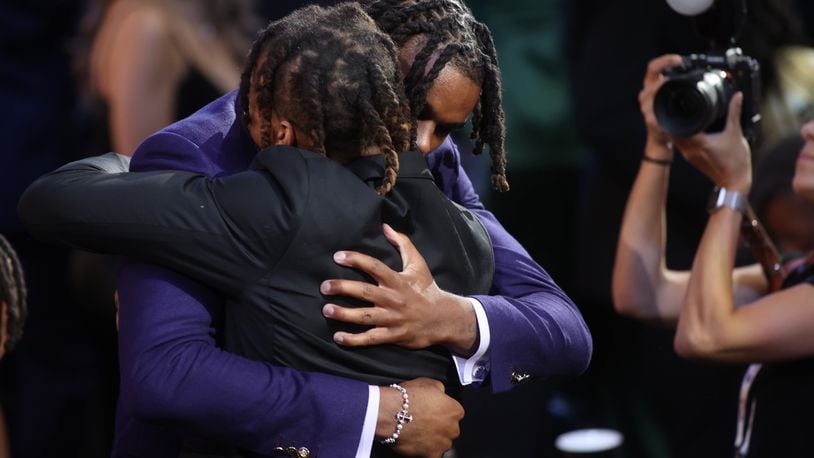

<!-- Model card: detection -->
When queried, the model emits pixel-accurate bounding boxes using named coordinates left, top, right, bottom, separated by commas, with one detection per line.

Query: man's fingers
left=322, top=303, right=391, bottom=325
left=332, top=327, right=399, bottom=346
left=320, top=278, right=389, bottom=304
left=332, top=250, right=397, bottom=284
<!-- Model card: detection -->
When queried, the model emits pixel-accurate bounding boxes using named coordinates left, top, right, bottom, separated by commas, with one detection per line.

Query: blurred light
left=665, top=0, right=715, bottom=16
left=555, top=428, right=624, bottom=454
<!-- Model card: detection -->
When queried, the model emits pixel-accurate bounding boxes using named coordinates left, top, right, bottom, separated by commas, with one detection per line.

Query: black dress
left=736, top=258, right=814, bottom=458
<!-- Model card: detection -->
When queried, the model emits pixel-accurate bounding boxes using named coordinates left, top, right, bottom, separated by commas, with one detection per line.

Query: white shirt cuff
left=357, top=385, right=378, bottom=458
left=452, top=297, right=491, bottom=385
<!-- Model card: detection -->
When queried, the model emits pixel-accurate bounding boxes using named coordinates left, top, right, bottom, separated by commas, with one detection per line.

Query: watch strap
left=707, top=186, right=748, bottom=214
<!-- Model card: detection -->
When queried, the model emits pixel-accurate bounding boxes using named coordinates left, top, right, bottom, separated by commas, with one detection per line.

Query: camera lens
left=654, top=69, right=731, bottom=136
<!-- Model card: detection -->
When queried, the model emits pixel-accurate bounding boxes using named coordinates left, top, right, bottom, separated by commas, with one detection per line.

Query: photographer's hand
left=639, top=54, right=683, bottom=153
left=673, top=93, right=752, bottom=194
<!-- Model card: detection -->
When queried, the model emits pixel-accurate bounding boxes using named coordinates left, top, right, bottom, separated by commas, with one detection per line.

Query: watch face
left=708, top=186, right=748, bottom=214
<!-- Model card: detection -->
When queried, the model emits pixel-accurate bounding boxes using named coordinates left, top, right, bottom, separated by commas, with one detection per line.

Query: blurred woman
left=0, top=234, right=26, bottom=458
left=77, top=0, right=257, bottom=155
left=613, top=54, right=814, bottom=457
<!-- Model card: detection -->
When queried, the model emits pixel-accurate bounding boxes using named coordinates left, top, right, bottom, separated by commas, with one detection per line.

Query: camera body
left=654, top=47, right=761, bottom=139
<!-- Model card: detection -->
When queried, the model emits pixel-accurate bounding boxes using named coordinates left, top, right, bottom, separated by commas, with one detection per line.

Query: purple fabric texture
left=113, top=90, right=592, bottom=456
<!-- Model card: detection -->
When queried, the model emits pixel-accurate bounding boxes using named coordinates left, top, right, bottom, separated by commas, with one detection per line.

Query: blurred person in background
left=566, top=0, right=809, bottom=456
left=0, top=235, right=26, bottom=361
left=750, top=134, right=814, bottom=255
left=0, top=234, right=26, bottom=458
left=76, top=0, right=258, bottom=156
left=613, top=52, right=814, bottom=457
left=0, top=1, right=101, bottom=457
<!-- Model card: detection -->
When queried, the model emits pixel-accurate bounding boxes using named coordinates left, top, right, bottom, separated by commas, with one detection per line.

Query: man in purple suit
left=112, top=2, right=593, bottom=457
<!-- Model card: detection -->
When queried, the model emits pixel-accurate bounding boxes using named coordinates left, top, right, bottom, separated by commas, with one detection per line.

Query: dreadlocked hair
left=238, top=3, right=412, bottom=195
left=0, top=234, right=26, bottom=354
left=361, top=0, right=509, bottom=191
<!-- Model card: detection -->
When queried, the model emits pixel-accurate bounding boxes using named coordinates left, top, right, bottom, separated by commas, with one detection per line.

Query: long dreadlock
left=0, top=234, right=26, bottom=354
left=361, top=0, right=509, bottom=191
left=238, top=3, right=412, bottom=195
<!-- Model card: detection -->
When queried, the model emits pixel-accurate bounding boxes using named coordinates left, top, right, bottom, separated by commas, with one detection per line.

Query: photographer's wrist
left=644, top=136, right=674, bottom=161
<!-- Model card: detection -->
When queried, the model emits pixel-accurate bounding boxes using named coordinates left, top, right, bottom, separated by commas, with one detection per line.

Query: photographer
left=613, top=53, right=814, bottom=457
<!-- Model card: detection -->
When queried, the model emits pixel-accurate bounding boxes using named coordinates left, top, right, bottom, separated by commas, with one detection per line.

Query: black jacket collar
left=252, top=147, right=433, bottom=183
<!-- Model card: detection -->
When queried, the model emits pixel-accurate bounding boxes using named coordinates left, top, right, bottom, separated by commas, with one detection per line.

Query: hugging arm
left=21, top=152, right=464, bottom=456
left=469, top=207, right=592, bottom=391
left=323, top=140, right=593, bottom=392
left=18, top=153, right=284, bottom=296
left=438, top=140, right=592, bottom=388
left=116, top=262, right=371, bottom=454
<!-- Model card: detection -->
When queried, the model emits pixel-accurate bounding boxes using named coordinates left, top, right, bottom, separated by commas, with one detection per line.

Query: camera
left=653, top=47, right=761, bottom=139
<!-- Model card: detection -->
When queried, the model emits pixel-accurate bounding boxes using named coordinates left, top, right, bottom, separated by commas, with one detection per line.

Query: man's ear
left=271, top=112, right=297, bottom=146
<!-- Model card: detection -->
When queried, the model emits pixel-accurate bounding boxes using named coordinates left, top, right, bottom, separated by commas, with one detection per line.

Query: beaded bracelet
left=380, top=383, right=413, bottom=445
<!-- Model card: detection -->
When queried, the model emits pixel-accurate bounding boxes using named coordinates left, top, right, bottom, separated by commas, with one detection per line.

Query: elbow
left=572, top=329, right=593, bottom=375
left=612, top=274, right=673, bottom=324
left=611, top=292, right=636, bottom=318
left=122, top=345, right=200, bottom=422
left=674, top=326, right=720, bottom=360
left=611, top=287, right=648, bottom=321
left=674, top=291, right=737, bottom=360
left=611, top=269, right=642, bottom=319
left=17, top=181, right=44, bottom=230
left=556, top=311, right=594, bottom=376
left=571, top=312, right=594, bottom=375
left=611, top=252, right=668, bottom=322
left=123, top=364, right=179, bottom=422
left=17, top=178, right=68, bottom=239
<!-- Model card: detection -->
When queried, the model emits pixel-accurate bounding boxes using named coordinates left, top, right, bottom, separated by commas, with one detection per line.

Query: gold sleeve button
left=511, top=371, right=531, bottom=384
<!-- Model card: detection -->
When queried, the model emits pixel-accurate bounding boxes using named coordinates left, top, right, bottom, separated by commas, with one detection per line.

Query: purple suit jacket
left=113, top=90, right=592, bottom=457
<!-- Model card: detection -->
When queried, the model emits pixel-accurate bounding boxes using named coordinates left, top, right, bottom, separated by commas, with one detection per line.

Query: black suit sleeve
left=18, top=153, right=297, bottom=297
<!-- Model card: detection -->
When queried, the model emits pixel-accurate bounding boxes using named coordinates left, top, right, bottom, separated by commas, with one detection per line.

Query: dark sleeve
left=17, top=153, right=295, bottom=297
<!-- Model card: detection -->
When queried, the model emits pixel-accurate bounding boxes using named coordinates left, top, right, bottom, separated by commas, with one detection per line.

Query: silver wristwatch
left=707, top=186, right=748, bottom=214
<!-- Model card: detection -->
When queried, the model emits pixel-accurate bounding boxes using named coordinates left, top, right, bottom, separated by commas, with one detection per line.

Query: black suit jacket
left=20, top=146, right=494, bottom=385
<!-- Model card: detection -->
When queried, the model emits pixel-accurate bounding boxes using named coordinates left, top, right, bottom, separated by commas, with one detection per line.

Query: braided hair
left=239, top=3, right=412, bottom=195
left=361, top=0, right=509, bottom=191
left=0, top=235, right=26, bottom=354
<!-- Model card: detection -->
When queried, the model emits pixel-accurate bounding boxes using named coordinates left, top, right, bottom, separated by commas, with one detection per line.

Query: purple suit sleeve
left=431, top=140, right=593, bottom=393
left=116, top=262, right=369, bottom=456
